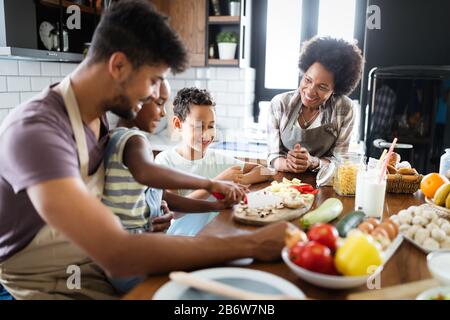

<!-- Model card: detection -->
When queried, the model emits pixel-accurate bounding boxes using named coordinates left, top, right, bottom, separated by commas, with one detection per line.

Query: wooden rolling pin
left=347, top=278, right=440, bottom=300
left=169, top=271, right=305, bottom=300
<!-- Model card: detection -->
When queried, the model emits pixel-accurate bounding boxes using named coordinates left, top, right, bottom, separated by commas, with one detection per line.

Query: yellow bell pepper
left=334, top=232, right=382, bottom=276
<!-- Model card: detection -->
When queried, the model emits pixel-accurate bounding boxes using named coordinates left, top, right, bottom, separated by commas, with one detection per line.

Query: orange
left=420, top=173, right=447, bottom=198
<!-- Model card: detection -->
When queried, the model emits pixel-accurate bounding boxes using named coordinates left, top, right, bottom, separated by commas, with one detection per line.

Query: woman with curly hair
left=267, top=36, right=364, bottom=173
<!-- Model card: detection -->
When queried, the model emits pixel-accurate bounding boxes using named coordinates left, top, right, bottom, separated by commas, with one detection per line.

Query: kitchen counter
left=124, top=172, right=430, bottom=300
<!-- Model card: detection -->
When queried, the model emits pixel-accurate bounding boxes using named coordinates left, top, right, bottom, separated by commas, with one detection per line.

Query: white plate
left=427, top=250, right=450, bottom=285
left=153, top=267, right=305, bottom=300
left=416, top=286, right=450, bottom=300
left=282, top=235, right=403, bottom=289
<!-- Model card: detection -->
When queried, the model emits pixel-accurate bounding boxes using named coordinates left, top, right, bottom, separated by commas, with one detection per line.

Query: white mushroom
left=398, top=210, right=411, bottom=218
left=399, top=215, right=413, bottom=225
left=399, top=224, right=412, bottom=234
left=412, top=215, right=428, bottom=226
left=431, top=228, right=447, bottom=242
left=408, top=206, right=421, bottom=216
left=441, top=223, right=450, bottom=236
left=420, top=210, right=435, bottom=221
left=436, top=218, right=448, bottom=227
left=422, top=238, right=440, bottom=251
left=414, top=228, right=430, bottom=245
left=426, top=223, right=439, bottom=232
left=406, top=225, right=421, bottom=239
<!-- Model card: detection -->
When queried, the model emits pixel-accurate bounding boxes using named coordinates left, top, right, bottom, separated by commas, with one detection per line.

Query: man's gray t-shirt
left=0, top=85, right=109, bottom=263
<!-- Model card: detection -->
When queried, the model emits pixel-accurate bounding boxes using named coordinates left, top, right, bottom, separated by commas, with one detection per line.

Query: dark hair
left=173, top=87, right=216, bottom=121
left=298, top=36, right=364, bottom=96
left=88, top=0, right=187, bottom=73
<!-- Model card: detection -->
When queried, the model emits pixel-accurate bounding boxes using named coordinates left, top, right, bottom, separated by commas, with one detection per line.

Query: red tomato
left=289, top=242, right=306, bottom=266
left=307, top=224, right=339, bottom=252
left=294, top=241, right=336, bottom=275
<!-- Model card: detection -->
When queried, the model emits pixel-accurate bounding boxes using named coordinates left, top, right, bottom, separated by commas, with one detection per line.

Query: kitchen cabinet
left=150, top=0, right=207, bottom=67
left=150, top=0, right=251, bottom=68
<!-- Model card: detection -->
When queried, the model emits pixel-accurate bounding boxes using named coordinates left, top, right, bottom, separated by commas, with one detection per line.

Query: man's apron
left=0, top=76, right=118, bottom=300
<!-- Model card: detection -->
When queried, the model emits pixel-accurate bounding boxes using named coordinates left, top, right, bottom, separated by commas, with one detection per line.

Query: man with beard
left=0, top=0, right=287, bottom=299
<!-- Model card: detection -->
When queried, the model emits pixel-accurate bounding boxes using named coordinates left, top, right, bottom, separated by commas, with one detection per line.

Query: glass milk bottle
left=439, top=149, right=450, bottom=179
left=355, top=163, right=367, bottom=210
left=362, top=170, right=387, bottom=219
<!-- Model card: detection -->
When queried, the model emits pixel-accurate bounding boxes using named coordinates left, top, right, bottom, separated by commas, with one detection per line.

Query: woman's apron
left=280, top=96, right=338, bottom=158
left=0, top=76, right=118, bottom=300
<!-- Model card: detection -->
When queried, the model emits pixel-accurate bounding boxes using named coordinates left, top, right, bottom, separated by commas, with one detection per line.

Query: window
left=317, top=0, right=356, bottom=42
left=264, top=0, right=302, bottom=90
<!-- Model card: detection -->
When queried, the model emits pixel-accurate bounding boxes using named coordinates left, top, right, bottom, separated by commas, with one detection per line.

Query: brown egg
left=366, top=218, right=380, bottom=228
left=358, top=222, right=374, bottom=234
left=372, top=227, right=389, bottom=240
left=379, top=222, right=396, bottom=240
left=385, top=219, right=399, bottom=235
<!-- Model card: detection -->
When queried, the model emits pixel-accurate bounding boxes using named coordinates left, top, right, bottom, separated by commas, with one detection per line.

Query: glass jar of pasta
left=333, top=152, right=365, bottom=196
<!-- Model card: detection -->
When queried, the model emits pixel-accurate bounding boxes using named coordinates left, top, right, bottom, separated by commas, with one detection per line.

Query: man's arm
left=27, top=178, right=286, bottom=277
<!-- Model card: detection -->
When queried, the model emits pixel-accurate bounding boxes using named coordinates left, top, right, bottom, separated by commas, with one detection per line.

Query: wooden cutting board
left=347, top=278, right=440, bottom=300
left=233, top=195, right=314, bottom=226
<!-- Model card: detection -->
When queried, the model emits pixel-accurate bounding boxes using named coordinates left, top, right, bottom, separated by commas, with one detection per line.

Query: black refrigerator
left=365, top=65, right=450, bottom=174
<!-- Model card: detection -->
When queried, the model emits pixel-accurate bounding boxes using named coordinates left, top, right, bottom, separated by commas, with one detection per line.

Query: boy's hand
left=209, top=179, right=248, bottom=203
left=151, top=200, right=173, bottom=232
left=214, top=165, right=244, bottom=183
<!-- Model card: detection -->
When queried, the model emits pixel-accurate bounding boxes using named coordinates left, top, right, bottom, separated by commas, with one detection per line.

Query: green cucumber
left=335, top=210, right=366, bottom=237
left=299, top=198, right=343, bottom=230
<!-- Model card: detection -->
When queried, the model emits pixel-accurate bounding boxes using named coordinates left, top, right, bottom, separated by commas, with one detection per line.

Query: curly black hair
left=88, top=0, right=187, bottom=73
left=298, top=36, right=364, bottom=96
left=173, top=88, right=216, bottom=121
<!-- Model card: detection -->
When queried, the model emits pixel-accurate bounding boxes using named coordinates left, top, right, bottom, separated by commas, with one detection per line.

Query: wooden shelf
left=40, top=0, right=100, bottom=15
left=208, top=16, right=240, bottom=24
left=208, top=59, right=239, bottom=66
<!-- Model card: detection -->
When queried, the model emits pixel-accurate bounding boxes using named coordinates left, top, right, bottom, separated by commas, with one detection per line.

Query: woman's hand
left=286, top=144, right=310, bottom=173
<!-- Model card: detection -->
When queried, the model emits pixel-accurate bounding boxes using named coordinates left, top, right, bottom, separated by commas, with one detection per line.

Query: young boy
left=155, top=87, right=272, bottom=236
left=102, top=81, right=247, bottom=293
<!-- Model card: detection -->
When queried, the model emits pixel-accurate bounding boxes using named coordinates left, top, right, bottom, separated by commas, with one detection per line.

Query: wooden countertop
left=123, top=172, right=430, bottom=300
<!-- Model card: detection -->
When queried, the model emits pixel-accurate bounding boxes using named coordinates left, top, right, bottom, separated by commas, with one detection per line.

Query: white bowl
left=416, top=286, right=450, bottom=300
left=427, top=250, right=450, bottom=285
left=281, top=247, right=376, bottom=289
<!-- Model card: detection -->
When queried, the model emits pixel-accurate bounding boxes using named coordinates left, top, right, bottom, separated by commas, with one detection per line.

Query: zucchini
left=299, top=198, right=343, bottom=229
left=335, top=211, right=366, bottom=237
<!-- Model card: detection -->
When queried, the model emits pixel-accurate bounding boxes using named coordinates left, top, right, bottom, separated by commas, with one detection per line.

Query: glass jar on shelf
left=332, top=152, right=365, bottom=196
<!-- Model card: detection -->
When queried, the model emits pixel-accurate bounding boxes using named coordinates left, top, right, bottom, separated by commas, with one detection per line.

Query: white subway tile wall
left=168, top=66, right=256, bottom=130
left=0, top=59, right=256, bottom=131
left=0, top=59, right=77, bottom=125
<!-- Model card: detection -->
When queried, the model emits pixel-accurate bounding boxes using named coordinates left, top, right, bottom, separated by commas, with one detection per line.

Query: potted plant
left=229, top=0, right=240, bottom=16
left=216, top=31, right=238, bottom=60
